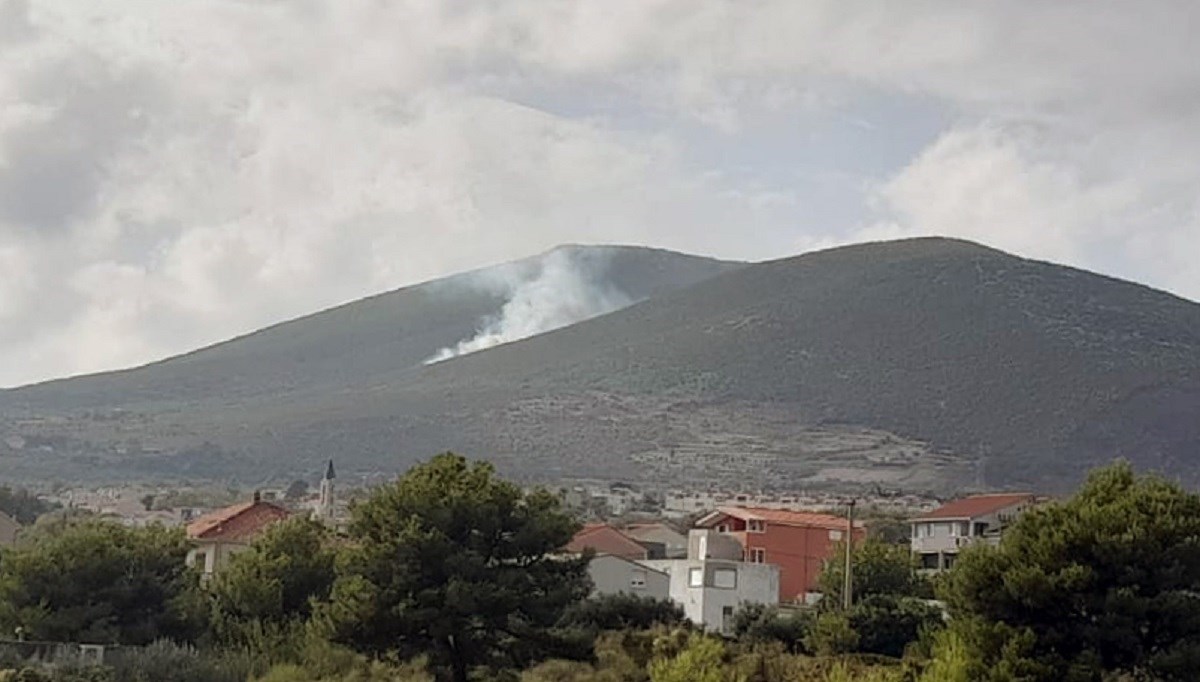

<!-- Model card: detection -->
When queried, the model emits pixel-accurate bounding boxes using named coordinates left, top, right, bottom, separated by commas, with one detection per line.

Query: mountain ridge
left=2, top=237, right=1197, bottom=492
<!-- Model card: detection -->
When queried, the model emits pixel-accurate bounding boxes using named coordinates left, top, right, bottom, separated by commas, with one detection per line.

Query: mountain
left=2, top=238, right=1198, bottom=493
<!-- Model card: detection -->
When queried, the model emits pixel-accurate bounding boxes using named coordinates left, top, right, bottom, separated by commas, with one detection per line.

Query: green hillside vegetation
left=2, top=238, right=1198, bottom=490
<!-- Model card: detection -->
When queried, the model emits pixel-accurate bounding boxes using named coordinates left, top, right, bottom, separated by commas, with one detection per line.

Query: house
left=623, top=522, right=688, bottom=559
left=642, top=529, right=779, bottom=634
left=696, top=506, right=863, bottom=604
left=185, top=492, right=291, bottom=577
left=565, top=523, right=657, bottom=560
left=587, top=554, right=670, bottom=601
left=910, top=493, right=1037, bottom=571
left=0, top=510, right=20, bottom=547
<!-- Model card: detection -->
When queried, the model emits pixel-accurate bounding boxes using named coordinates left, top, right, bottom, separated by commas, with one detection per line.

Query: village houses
left=185, top=491, right=291, bottom=577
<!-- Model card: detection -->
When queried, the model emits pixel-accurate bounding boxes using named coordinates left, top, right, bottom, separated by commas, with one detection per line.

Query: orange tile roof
left=564, top=524, right=648, bottom=560
left=915, top=493, right=1035, bottom=520
left=186, top=500, right=291, bottom=542
left=704, top=506, right=850, bottom=531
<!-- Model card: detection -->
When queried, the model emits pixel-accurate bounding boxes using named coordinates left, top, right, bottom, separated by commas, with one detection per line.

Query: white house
left=910, top=493, right=1037, bottom=571
left=641, top=529, right=779, bottom=634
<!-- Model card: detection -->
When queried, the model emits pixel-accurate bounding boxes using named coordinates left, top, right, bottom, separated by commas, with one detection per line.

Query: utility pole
left=843, top=498, right=856, bottom=611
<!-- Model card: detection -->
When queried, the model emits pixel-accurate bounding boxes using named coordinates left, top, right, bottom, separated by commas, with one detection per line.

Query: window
left=721, top=606, right=735, bottom=634
left=747, top=519, right=765, bottom=533
left=920, top=553, right=939, bottom=570
left=688, top=567, right=704, bottom=587
left=748, top=548, right=766, bottom=563
left=829, top=529, right=843, bottom=541
left=630, top=569, right=647, bottom=589
left=716, top=524, right=730, bottom=533
left=713, top=568, right=737, bottom=589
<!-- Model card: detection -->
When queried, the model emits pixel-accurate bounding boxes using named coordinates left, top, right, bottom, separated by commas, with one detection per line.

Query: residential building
left=910, top=493, right=1037, bottom=571
left=565, top=523, right=657, bottom=560
left=185, top=492, right=291, bottom=577
left=0, top=510, right=20, bottom=547
left=642, top=529, right=779, bottom=634
left=623, top=522, right=688, bottom=558
left=696, top=506, right=863, bottom=603
left=587, top=553, right=670, bottom=600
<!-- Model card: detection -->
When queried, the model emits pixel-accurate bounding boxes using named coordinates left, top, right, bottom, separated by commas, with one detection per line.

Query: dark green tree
left=0, top=485, right=56, bottom=525
left=818, top=537, right=930, bottom=607
left=848, top=594, right=942, bottom=658
left=314, top=453, right=591, bottom=682
left=0, top=519, right=201, bottom=644
left=559, top=592, right=686, bottom=633
left=938, top=461, right=1200, bottom=680
left=208, top=516, right=337, bottom=647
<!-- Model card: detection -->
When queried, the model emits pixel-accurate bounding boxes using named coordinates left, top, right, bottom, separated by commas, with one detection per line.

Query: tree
left=0, top=485, right=56, bottom=525
left=937, top=461, right=1200, bottom=680
left=731, top=603, right=812, bottom=653
left=818, top=537, right=930, bottom=608
left=208, top=516, right=337, bottom=647
left=314, top=453, right=591, bottom=682
left=559, top=592, right=686, bottom=633
left=848, top=595, right=943, bottom=658
left=0, top=519, right=201, bottom=644
left=648, top=633, right=733, bottom=682
left=284, top=480, right=310, bottom=502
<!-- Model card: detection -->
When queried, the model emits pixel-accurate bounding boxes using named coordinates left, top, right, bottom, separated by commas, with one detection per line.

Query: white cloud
left=0, top=0, right=1197, bottom=386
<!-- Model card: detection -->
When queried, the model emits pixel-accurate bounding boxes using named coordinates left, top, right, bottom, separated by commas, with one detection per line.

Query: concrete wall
left=187, top=540, right=250, bottom=577
left=588, top=554, right=669, bottom=600
left=643, top=558, right=779, bottom=634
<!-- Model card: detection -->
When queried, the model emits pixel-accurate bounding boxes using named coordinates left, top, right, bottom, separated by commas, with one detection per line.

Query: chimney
left=253, top=490, right=261, bottom=504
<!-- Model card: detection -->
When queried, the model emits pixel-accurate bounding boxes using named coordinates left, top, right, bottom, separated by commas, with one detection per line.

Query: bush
left=731, top=604, right=812, bottom=653
left=848, top=596, right=944, bottom=659
left=804, top=613, right=860, bottom=657
left=559, top=594, right=687, bottom=633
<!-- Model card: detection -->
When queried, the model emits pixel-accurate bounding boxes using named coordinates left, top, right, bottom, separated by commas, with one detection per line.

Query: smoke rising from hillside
left=426, top=248, right=632, bottom=364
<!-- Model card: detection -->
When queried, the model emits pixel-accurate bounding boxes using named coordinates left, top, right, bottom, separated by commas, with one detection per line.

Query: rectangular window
left=630, top=569, right=646, bottom=589
left=713, top=568, right=737, bottom=589
left=688, top=567, right=704, bottom=587
left=721, top=606, right=734, bottom=634
left=920, top=553, right=939, bottom=570
left=747, top=519, right=766, bottom=533
left=716, top=524, right=729, bottom=533
left=748, top=548, right=766, bottom=563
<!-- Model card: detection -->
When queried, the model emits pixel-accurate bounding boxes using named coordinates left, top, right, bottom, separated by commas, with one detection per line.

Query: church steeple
left=317, top=459, right=336, bottom=521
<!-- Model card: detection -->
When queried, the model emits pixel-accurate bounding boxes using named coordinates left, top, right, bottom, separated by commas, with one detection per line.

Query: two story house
left=695, top=506, right=863, bottom=604
left=185, top=492, right=291, bottom=577
left=910, top=493, right=1036, bottom=571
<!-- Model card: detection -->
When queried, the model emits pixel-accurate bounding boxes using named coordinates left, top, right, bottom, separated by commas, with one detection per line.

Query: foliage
left=0, top=487, right=56, bottom=525
left=0, top=520, right=201, bottom=645
left=818, top=539, right=930, bottom=608
left=285, top=481, right=310, bottom=502
left=730, top=604, right=812, bottom=653
left=208, top=516, right=337, bottom=650
left=847, top=596, right=942, bottom=659
left=937, top=460, right=1200, bottom=680
left=559, top=594, right=686, bottom=633
left=314, top=453, right=592, bottom=682
left=804, top=612, right=860, bottom=657
left=647, top=633, right=733, bottom=682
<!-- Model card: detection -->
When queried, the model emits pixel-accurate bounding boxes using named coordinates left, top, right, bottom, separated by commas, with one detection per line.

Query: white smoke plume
left=426, top=247, right=631, bottom=364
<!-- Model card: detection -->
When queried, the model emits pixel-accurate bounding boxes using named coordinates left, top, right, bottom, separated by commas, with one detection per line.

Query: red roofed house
left=564, top=523, right=654, bottom=560
left=185, top=492, right=291, bottom=577
left=910, top=493, right=1037, bottom=571
left=695, top=507, right=863, bottom=603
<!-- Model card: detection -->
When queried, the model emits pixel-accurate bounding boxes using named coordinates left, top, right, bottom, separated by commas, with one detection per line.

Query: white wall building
left=640, top=528, right=779, bottom=633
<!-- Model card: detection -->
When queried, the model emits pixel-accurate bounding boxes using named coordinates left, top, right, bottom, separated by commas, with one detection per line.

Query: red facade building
left=696, top=506, right=864, bottom=603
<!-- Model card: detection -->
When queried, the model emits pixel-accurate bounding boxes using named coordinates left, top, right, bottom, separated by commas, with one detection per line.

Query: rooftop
left=699, top=506, right=852, bottom=531
left=564, top=523, right=649, bottom=560
left=914, top=493, right=1036, bottom=521
left=186, top=498, right=291, bottom=542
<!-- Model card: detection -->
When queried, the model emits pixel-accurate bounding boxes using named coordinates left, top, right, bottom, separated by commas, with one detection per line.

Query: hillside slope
left=3, top=238, right=1197, bottom=491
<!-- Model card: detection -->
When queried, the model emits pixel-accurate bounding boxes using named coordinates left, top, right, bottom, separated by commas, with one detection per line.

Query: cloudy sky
left=1, top=1, right=1197, bottom=387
